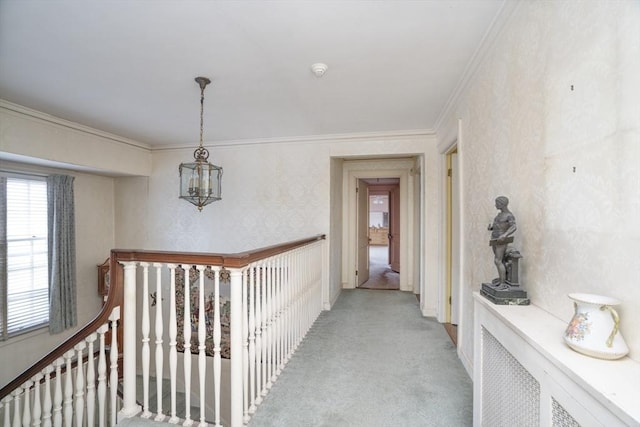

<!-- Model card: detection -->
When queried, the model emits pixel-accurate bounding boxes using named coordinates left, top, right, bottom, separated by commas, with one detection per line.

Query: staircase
left=0, top=235, right=326, bottom=427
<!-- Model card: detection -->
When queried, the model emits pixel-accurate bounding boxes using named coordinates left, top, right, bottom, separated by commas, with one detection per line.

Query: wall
left=118, top=134, right=439, bottom=310
left=0, top=101, right=148, bottom=387
left=0, top=161, right=116, bottom=387
left=328, top=158, right=344, bottom=309
left=0, top=101, right=152, bottom=177
left=438, top=0, right=640, bottom=369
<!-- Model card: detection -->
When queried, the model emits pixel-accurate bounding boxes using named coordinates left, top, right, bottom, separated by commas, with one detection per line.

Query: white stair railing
left=0, top=307, right=122, bottom=427
left=115, top=236, right=324, bottom=427
left=1, top=234, right=325, bottom=427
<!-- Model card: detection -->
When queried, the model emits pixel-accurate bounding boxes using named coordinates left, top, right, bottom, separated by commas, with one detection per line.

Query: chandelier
left=179, top=77, right=223, bottom=211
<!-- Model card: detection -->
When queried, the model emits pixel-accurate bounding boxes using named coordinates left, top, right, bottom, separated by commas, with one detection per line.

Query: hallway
left=247, top=290, right=472, bottom=426
left=358, top=245, right=400, bottom=290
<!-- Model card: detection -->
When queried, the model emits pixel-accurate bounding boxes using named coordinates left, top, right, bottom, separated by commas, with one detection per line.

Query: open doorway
left=341, top=157, right=420, bottom=295
left=358, top=178, right=400, bottom=290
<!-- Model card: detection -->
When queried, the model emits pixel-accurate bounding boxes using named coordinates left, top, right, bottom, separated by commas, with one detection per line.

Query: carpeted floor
left=118, top=290, right=472, bottom=427
left=358, top=246, right=399, bottom=290
left=247, top=289, right=472, bottom=426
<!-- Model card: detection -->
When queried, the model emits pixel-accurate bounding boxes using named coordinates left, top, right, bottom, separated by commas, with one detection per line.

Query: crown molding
left=153, top=128, right=437, bottom=151
left=433, top=0, right=522, bottom=135
left=0, top=99, right=151, bottom=152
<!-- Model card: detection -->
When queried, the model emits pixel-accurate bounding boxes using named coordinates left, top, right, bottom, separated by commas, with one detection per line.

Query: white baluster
left=247, top=266, right=257, bottom=414
left=96, top=324, right=108, bottom=427
left=272, top=258, right=279, bottom=382
left=140, top=262, right=151, bottom=418
left=153, top=263, right=165, bottom=422
left=283, top=253, right=292, bottom=364
left=41, top=367, right=53, bottom=427
left=86, top=333, right=97, bottom=427
left=63, top=351, right=73, bottom=427
left=167, top=264, right=179, bottom=425
left=265, top=262, right=273, bottom=390
left=52, top=359, right=63, bottom=427
left=74, top=342, right=86, bottom=427
left=256, top=263, right=264, bottom=405
left=109, top=308, right=120, bottom=427
left=267, top=258, right=277, bottom=389
left=274, top=256, right=282, bottom=377
left=32, top=374, right=42, bottom=427
left=195, top=265, right=207, bottom=427
left=229, top=268, right=244, bottom=427
left=242, top=269, right=249, bottom=425
left=182, top=266, right=193, bottom=427
left=212, top=268, right=221, bottom=427
left=2, top=395, right=12, bottom=427
left=21, top=381, right=32, bottom=427
left=121, top=261, right=140, bottom=418
left=258, top=264, right=266, bottom=400
left=12, top=389, right=21, bottom=427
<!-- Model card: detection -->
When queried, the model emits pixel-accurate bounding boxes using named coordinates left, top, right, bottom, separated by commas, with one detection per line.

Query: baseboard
left=327, top=286, right=342, bottom=310
left=458, top=347, right=473, bottom=379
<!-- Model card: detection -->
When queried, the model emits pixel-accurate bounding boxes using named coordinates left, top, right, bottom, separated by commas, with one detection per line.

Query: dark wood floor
left=443, top=323, right=458, bottom=346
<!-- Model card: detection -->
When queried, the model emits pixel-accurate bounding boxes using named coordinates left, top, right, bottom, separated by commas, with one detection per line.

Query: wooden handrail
left=0, top=234, right=325, bottom=400
left=111, top=234, right=325, bottom=268
left=0, top=260, right=124, bottom=400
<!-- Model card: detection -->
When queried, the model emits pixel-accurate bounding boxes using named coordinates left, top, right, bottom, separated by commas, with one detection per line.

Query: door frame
left=342, top=159, right=416, bottom=292
left=445, top=146, right=460, bottom=325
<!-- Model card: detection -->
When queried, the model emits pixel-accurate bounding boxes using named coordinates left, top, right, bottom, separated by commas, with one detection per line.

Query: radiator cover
left=473, top=292, right=639, bottom=427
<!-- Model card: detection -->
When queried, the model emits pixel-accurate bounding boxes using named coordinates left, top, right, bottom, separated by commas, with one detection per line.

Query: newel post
left=120, top=262, right=141, bottom=419
left=229, top=268, right=244, bottom=427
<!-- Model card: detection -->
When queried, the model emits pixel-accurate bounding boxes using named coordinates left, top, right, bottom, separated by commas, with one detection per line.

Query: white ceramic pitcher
left=563, top=293, right=629, bottom=360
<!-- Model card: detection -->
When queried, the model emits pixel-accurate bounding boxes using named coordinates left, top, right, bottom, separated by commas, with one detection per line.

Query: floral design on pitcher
left=565, top=312, right=591, bottom=341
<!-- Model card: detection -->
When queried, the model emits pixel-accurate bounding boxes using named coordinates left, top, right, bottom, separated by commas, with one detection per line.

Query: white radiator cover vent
left=552, top=398, right=580, bottom=427
left=481, top=327, right=540, bottom=426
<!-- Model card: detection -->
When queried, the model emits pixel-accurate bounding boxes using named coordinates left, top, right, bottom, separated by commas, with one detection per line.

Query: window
left=1, top=176, right=49, bottom=339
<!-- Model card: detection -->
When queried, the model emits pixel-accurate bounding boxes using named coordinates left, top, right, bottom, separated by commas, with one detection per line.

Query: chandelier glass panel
left=179, top=77, right=223, bottom=211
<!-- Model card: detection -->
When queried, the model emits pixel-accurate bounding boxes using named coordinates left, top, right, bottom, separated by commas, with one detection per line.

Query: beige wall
left=119, top=134, right=439, bottom=310
left=0, top=161, right=116, bottom=387
left=0, top=101, right=145, bottom=387
left=438, top=0, right=640, bottom=369
left=0, top=101, right=152, bottom=177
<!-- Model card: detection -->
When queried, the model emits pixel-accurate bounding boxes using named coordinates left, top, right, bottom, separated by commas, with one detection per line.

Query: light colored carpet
left=247, top=289, right=472, bottom=426
left=118, top=290, right=472, bottom=427
left=358, top=246, right=399, bottom=290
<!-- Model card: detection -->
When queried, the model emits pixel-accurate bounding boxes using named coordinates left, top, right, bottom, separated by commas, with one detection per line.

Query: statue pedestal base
left=481, top=282, right=530, bottom=305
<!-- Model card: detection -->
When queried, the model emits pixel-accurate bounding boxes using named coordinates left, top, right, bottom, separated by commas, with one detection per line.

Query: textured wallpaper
left=146, top=142, right=331, bottom=254
left=119, top=134, right=438, bottom=313
left=447, top=0, right=640, bottom=364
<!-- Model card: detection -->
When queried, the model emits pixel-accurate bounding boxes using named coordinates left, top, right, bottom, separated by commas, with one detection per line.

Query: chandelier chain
left=199, top=84, right=205, bottom=148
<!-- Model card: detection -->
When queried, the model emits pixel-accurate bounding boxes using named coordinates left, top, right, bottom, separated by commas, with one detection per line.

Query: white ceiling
left=0, top=0, right=504, bottom=148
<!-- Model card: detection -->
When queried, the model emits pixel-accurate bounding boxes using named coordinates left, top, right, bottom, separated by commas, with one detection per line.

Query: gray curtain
left=47, top=175, right=76, bottom=334
left=0, top=177, right=6, bottom=340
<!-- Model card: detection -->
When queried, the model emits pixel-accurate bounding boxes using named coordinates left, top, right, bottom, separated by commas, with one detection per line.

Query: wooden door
left=357, top=179, right=370, bottom=286
left=389, top=184, right=400, bottom=273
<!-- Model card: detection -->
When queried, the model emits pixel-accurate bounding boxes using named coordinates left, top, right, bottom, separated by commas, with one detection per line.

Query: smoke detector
left=310, top=63, right=328, bottom=78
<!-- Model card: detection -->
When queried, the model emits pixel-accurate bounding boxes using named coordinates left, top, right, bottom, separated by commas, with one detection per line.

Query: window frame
left=0, top=172, right=50, bottom=340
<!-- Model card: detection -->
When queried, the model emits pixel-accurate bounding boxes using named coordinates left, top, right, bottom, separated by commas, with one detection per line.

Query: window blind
left=3, top=177, right=49, bottom=336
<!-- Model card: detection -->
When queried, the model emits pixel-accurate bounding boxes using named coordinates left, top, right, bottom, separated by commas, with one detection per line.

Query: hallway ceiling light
left=179, top=76, right=223, bottom=211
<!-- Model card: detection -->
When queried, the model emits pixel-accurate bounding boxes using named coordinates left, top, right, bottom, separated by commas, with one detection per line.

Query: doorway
left=358, top=180, right=400, bottom=290
left=341, top=158, right=419, bottom=293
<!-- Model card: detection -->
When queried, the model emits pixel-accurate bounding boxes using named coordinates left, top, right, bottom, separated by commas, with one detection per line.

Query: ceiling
left=0, top=0, right=505, bottom=149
